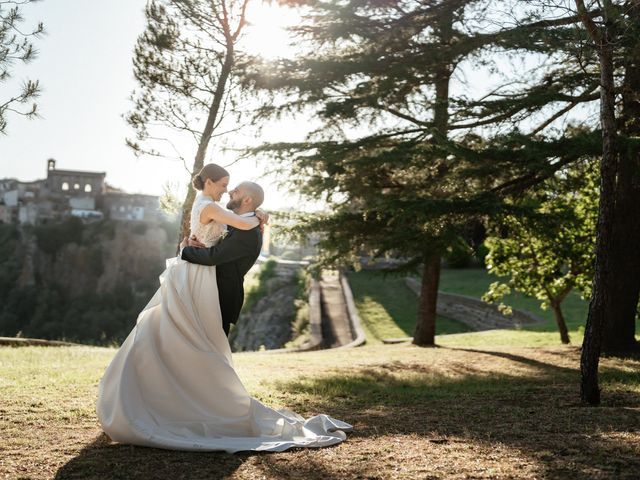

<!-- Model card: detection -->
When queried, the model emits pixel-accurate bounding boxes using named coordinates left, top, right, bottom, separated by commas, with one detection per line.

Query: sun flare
left=242, top=1, right=299, bottom=59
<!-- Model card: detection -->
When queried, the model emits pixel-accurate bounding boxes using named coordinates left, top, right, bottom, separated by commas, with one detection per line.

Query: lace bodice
left=189, top=194, right=226, bottom=248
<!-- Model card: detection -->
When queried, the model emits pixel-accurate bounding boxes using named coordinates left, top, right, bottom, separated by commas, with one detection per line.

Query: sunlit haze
left=243, top=1, right=300, bottom=59
left=1, top=0, right=312, bottom=212
left=1, top=1, right=535, bottom=214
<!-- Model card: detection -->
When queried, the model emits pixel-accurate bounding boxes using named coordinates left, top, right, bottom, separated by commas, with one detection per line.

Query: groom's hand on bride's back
left=180, top=235, right=206, bottom=250
left=188, top=235, right=206, bottom=248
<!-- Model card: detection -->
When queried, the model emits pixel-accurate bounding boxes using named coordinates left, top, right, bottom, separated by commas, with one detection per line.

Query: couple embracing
left=96, top=164, right=352, bottom=453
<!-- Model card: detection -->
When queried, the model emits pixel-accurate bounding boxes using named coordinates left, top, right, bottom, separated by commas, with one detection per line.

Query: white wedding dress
left=96, top=194, right=352, bottom=452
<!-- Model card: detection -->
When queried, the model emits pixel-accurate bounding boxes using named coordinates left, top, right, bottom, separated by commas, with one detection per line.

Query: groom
left=180, top=181, right=264, bottom=336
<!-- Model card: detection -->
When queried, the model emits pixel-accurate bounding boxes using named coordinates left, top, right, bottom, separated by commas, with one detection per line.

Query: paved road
left=319, top=271, right=353, bottom=348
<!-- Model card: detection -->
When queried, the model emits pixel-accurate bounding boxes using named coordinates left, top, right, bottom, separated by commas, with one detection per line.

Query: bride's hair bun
left=192, top=174, right=205, bottom=191
left=193, top=164, right=230, bottom=191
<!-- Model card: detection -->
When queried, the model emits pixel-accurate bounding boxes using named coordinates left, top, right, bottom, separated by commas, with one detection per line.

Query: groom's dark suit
left=181, top=225, right=262, bottom=336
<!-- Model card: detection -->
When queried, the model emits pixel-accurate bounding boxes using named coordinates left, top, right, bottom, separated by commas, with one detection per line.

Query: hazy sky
left=1, top=1, right=572, bottom=211
left=1, top=0, right=306, bottom=210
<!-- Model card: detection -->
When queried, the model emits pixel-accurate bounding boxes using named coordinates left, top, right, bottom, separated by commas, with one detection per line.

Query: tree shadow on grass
left=53, top=348, right=640, bottom=479
left=444, top=346, right=579, bottom=376
left=54, top=433, right=249, bottom=480
left=269, top=349, right=640, bottom=479
left=54, top=432, right=348, bottom=480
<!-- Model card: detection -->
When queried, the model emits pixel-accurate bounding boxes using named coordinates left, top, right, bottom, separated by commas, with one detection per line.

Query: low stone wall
left=405, top=278, right=545, bottom=331
left=337, top=273, right=366, bottom=348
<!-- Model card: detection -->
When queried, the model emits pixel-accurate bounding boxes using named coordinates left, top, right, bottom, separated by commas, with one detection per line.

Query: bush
left=444, top=238, right=474, bottom=269
left=242, top=258, right=278, bottom=312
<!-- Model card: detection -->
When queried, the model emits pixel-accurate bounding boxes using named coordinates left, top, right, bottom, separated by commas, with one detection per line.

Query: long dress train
left=96, top=195, right=351, bottom=452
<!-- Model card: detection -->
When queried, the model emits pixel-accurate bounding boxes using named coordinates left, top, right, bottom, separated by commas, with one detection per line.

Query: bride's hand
left=255, top=209, right=269, bottom=232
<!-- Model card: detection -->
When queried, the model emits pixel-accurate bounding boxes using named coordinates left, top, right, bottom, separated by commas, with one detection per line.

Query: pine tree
left=604, top=0, right=640, bottom=354
left=575, top=0, right=640, bottom=406
left=126, top=0, right=251, bottom=247
left=0, top=0, right=43, bottom=134
left=250, top=0, right=601, bottom=346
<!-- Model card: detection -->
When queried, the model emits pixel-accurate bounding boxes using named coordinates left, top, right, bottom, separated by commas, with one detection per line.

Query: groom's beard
left=226, top=197, right=243, bottom=211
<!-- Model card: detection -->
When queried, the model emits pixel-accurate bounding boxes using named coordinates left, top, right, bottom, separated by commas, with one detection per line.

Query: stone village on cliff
left=0, top=159, right=162, bottom=225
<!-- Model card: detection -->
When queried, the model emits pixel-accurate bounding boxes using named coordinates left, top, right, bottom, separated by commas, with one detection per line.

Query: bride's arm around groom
left=180, top=181, right=264, bottom=267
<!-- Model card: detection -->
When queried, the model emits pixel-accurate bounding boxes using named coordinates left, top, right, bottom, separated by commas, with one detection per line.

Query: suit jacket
left=181, top=226, right=262, bottom=335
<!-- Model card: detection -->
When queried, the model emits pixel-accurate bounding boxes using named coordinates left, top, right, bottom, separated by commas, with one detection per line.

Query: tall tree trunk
left=604, top=0, right=640, bottom=354
left=413, top=6, right=453, bottom=344
left=177, top=44, right=236, bottom=250
left=414, top=254, right=440, bottom=346
left=550, top=300, right=571, bottom=345
left=579, top=0, right=618, bottom=406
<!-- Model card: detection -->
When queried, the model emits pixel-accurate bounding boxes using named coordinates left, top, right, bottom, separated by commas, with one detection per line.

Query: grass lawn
left=2, top=268, right=639, bottom=479
left=348, top=269, right=640, bottom=347
left=1, top=344, right=639, bottom=479
left=347, top=271, right=473, bottom=343
left=438, top=269, right=591, bottom=333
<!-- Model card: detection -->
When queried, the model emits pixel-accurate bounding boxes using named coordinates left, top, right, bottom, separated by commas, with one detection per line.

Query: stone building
left=0, top=159, right=161, bottom=225
left=103, top=192, right=160, bottom=222
left=0, top=203, right=12, bottom=223
left=44, top=159, right=105, bottom=197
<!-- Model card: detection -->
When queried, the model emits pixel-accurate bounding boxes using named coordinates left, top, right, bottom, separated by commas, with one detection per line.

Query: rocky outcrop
left=0, top=220, right=176, bottom=343
left=95, top=224, right=171, bottom=294
left=230, top=263, right=302, bottom=352
left=17, top=220, right=173, bottom=297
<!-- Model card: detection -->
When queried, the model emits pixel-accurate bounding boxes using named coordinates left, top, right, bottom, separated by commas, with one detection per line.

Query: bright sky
left=0, top=0, right=309, bottom=211
left=1, top=1, right=580, bottom=212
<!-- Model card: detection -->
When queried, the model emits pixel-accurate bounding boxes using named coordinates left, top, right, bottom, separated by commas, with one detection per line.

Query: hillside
left=0, top=220, right=177, bottom=344
left=347, top=269, right=639, bottom=346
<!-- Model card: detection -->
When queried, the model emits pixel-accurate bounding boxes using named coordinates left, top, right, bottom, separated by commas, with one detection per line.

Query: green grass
left=2, top=268, right=639, bottom=479
left=348, top=268, right=639, bottom=347
left=2, top=344, right=639, bottom=479
left=0, top=346, right=113, bottom=423
left=438, top=269, right=591, bottom=332
left=347, top=271, right=473, bottom=343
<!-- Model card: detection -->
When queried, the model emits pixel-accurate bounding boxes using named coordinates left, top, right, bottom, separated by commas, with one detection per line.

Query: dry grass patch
left=1, top=344, right=639, bottom=479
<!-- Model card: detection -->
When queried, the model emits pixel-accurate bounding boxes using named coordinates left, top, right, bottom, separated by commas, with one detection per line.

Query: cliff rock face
left=1, top=219, right=176, bottom=343
left=96, top=225, right=170, bottom=294
left=18, top=221, right=172, bottom=297
left=230, top=263, right=300, bottom=352
left=3, top=220, right=304, bottom=348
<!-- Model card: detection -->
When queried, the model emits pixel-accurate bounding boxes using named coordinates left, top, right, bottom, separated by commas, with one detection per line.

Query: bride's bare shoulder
left=199, top=202, right=223, bottom=224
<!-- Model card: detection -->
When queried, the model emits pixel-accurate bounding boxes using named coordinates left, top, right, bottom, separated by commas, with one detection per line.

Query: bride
left=96, top=164, right=352, bottom=453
